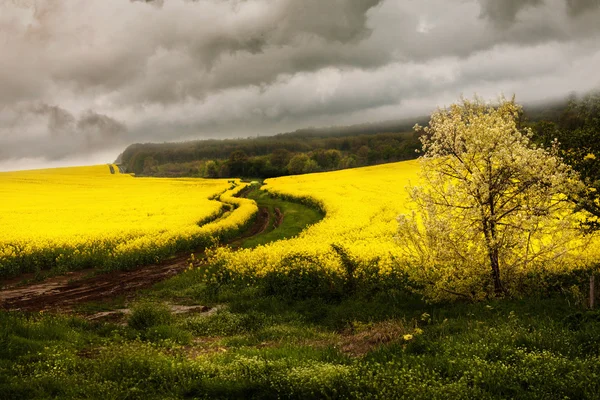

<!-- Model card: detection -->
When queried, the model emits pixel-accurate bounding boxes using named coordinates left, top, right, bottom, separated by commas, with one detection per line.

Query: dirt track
left=0, top=204, right=272, bottom=313
left=228, top=206, right=270, bottom=246
left=0, top=259, right=188, bottom=312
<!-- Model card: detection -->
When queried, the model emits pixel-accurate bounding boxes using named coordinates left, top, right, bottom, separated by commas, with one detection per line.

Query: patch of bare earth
left=227, top=206, right=270, bottom=247
left=185, top=320, right=411, bottom=359
left=0, top=258, right=188, bottom=312
left=186, top=337, right=229, bottom=358
left=274, top=207, right=284, bottom=228
left=85, top=304, right=217, bottom=324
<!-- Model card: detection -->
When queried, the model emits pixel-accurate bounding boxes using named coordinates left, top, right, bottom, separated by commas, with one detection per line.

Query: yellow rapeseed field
left=211, top=160, right=422, bottom=279
left=0, top=165, right=257, bottom=277
left=210, top=159, right=598, bottom=290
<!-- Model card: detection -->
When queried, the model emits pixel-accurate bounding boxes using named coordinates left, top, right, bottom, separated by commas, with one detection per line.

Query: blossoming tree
left=397, top=97, right=582, bottom=300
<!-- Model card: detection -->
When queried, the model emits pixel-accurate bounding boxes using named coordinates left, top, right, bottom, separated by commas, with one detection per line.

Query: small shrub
left=128, top=303, right=172, bottom=330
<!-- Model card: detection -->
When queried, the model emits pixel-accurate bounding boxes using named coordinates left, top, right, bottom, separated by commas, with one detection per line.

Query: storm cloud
left=0, top=0, right=599, bottom=170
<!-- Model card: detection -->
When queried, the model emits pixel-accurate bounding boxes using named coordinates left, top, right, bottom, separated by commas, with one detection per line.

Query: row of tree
left=119, top=128, right=422, bottom=178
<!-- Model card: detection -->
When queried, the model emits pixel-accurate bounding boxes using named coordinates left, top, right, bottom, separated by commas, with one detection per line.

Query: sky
left=1, top=0, right=599, bottom=171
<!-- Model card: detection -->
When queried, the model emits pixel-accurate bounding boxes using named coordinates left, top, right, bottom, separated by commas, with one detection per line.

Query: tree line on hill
left=118, top=120, right=426, bottom=178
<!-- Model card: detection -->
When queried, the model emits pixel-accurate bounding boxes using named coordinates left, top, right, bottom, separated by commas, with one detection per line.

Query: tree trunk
left=590, top=275, right=596, bottom=310
left=488, top=247, right=504, bottom=295
left=483, top=209, right=504, bottom=296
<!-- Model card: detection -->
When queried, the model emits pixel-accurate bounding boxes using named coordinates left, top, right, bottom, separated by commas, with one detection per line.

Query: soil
left=0, top=198, right=274, bottom=313
left=0, top=257, right=189, bottom=312
left=274, top=207, right=284, bottom=228
left=226, top=206, right=270, bottom=248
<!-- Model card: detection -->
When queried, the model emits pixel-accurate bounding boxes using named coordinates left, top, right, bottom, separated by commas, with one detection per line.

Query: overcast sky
left=1, top=0, right=599, bottom=171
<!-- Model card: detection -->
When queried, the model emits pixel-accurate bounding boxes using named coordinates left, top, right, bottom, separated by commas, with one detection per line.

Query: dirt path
left=227, top=206, right=270, bottom=248
left=274, top=207, right=284, bottom=228
left=0, top=199, right=273, bottom=312
left=0, top=258, right=188, bottom=312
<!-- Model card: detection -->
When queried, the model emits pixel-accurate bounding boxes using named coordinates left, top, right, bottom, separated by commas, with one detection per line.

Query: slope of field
left=0, top=165, right=257, bottom=277
left=211, top=159, right=596, bottom=287
left=211, top=160, right=421, bottom=278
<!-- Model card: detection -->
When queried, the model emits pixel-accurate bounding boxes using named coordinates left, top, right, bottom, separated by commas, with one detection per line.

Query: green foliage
left=261, top=264, right=344, bottom=301
left=121, top=127, right=422, bottom=178
left=128, top=302, right=173, bottom=330
left=144, top=325, right=193, bottom=345
left=534, top=92, right=600, bottom=231
left=3, top=290, right=600, bottom=399
left=184, top=310, right=267, bottom=337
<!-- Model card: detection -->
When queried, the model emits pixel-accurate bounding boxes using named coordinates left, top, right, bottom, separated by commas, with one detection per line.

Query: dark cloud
left=131, top=0, right=164, bottom=7
left=0, top=102, right=127, bottom=162
left=1, top=0, right=383, bottom=107
left=0, top=0, right=599, bottom=170
left=478, top=0, right=544, bottom=26
left=30, top=104, right=76, bottom=137
left=566, top=0, right=600, bottom=16
left=275, top=0, right=382, bottom=43
left=479, top=0, right=600, bottom=24
left=77, top=111, right=127, bottom=140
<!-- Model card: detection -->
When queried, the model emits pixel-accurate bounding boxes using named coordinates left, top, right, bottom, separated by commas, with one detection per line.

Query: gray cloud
left=77, top=111, right=127, bottom=140
left=479, top=0, right=600, bottom=24
left=30, top=104, right=76, bottom=138
left=0, top=0, right=599, bottom=170
left=0, top=103, right=127, bottom=162
left=131, top=0, right=164, bottom=7
left=478, top=0, right=544, bottom=26
left=566, top=0, right=600, bottom=16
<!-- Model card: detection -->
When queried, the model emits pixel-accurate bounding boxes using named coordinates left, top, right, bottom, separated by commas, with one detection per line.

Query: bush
left=128, top=303, right=172, bottom=330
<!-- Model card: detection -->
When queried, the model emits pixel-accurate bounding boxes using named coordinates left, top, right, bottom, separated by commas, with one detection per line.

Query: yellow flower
left=403, top=334, right=413, bottom=341
left=0, top=165, right=257, bottom=276
left=584, top=153, right=596, bottom=160
left=413, top=328, right=424, bottom=335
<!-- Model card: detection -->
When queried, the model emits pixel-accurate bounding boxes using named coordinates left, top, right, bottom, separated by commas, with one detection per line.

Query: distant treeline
left=119, top=119, right=428, bottom=178
left=117, top=95, right=595, bottom=179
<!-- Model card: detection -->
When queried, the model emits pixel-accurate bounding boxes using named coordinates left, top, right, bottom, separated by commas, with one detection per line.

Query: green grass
left=2, top=269, right=600, bottom=399
left=238, top=188, right=324, bottom=248
left=72, top=296, right=128, bottom=315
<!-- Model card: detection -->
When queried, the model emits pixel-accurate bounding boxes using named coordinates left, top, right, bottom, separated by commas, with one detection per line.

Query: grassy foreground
left=2, top=269, right=600, bottom=399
